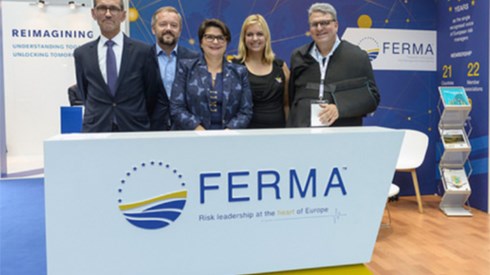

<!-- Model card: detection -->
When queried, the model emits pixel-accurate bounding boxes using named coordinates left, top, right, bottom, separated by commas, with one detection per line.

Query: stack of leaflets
left=439, top=86, right=470, bottom=107
left=441, top=129, right=469, bottom=149
left=442, top=168, right=468, bottom=189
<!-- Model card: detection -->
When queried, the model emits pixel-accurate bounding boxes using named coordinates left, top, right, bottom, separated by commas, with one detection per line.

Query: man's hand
left=318, top=104, right=339, bottom=126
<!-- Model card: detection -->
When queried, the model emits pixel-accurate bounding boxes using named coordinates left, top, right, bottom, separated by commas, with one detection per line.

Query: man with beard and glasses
left=287, top=2, right=380, bottom=128
left=150, top=6, right=199, bottom=130
left=74, top=0, right=161, bottom=132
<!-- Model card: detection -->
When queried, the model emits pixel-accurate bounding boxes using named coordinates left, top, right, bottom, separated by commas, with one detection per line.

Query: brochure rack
left=438, top=86, right=472, bottom=216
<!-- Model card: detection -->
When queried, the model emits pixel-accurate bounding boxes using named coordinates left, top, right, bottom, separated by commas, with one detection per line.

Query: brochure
left=442, top=168, right=469, bottom=189
left=439, top=86, right=470, bottom=107
left=441, top=129, right=469, bottom=149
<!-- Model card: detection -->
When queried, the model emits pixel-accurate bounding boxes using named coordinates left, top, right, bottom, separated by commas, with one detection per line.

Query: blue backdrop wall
left=129, top=0, right=440, bottom=198
left=437, top=0, right=489, bottom=211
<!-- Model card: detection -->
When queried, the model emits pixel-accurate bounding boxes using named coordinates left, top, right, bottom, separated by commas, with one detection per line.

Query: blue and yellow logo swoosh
left=357, top=36, right=380, bottom=62
left=119, top=190, right=187, bottom=230
left=366, top=48, right=380, bottom=61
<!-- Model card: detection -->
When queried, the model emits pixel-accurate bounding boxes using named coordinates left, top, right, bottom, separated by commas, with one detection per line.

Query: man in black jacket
left=287, top=2, right=380, bottom=127
left=150, top=6, right=199, bottom=130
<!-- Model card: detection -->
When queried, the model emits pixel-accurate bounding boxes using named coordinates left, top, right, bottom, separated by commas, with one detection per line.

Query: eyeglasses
left=310, top=19, right=336, bottom=29
left=95, top=5, right=123, bottom=15
left=203, top=34, right=226, bottom=43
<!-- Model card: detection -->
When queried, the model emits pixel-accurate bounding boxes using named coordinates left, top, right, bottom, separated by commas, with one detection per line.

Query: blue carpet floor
left=0, top=178, right=46, bottom=275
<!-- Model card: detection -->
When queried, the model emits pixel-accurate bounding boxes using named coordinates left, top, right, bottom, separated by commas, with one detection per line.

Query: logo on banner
left=342, top=28, right=436, bottom=71
left=357, top=36, right=380, bottom=61
left=117, top=161, right=187, bottom=230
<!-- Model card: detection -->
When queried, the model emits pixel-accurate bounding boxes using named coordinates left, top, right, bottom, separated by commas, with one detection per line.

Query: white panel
left=45, top=127, right=403, bottom=275
left=2, top=1, right=94, bottom=159
left=342, top=28, right=437, bottom=71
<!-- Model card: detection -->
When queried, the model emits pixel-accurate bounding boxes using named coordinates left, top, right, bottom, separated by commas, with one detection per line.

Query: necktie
left=105, top=40, right=117, bottom=96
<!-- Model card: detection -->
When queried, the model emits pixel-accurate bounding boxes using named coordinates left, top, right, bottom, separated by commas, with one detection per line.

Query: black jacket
left=287, top=41, right=380, bottom=127
left=74, top=35, right=160, bottom=132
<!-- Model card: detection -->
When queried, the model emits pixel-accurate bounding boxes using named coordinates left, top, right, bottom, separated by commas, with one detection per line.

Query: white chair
left=388, top=184, right=400, bottom=199
left=393, top=129, right=429, bottom=213
left=384, top=184, right=401, bottom=226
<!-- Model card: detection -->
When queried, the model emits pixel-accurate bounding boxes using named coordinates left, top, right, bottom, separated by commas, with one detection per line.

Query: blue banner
left=438, top=0, right=489, bottom=211
left=129, top=1, right=442, bottom=199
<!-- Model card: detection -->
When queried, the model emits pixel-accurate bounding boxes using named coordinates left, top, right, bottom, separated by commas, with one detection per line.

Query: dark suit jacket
left=150, top=45, right=200, bottom=130
left=170, top=56, right=253, bottom=130
left=74, top=35, right=162, bottom=132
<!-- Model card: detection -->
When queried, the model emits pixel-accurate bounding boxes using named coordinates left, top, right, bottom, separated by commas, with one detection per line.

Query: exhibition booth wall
left=1, top=1, right=489, bottom=275
left=0, top=0, right=488, bottom=211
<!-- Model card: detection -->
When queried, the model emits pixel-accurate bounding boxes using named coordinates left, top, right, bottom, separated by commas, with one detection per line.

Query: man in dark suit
left=74, top=0, right=164, bottom=132
left=150, top=6, right=199, bottom=130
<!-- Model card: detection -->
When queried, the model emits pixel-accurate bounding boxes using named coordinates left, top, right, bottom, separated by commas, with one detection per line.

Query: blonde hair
left=236, top=14, right=275, bottom=64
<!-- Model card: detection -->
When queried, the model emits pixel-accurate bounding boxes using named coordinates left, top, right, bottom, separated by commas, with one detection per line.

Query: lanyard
left=318, top=57, right=327, bottom=100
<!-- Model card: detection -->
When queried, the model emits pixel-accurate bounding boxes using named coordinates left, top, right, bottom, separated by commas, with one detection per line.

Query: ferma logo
left=117, top=161, right=187, bottom=230
left=357, top=37, right=380, bottom=61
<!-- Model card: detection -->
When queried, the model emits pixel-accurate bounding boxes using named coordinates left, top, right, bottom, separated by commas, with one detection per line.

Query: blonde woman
left=233, top=14, right=290, bottom=128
